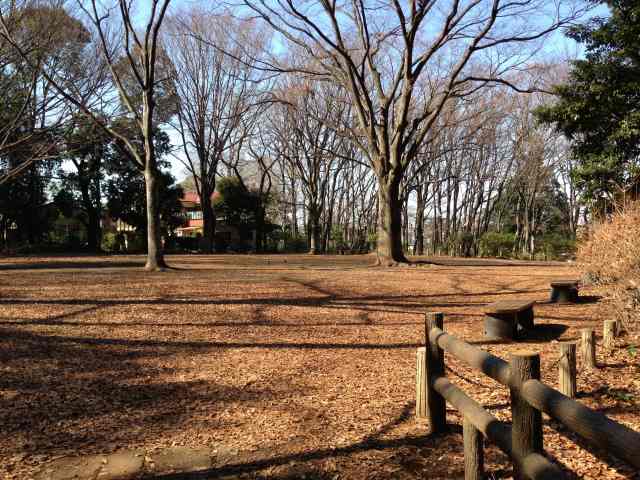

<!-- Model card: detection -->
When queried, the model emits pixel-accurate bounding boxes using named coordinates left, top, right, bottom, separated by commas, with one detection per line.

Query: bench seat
left=484, top=300, right=535, bottom=340
left=550, top=279, right=580, bottom=303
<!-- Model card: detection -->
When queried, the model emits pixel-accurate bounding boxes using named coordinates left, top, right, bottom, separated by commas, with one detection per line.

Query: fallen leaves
left=0, top=254, right=638, bottom=479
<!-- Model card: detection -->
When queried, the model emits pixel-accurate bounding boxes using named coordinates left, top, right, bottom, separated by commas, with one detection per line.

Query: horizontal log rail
left=418, top=312, right=640, bottom=479
left=521, top=379, right=640, bottom=469
left=433, top=376, right=562, bottom=480
left=429, top=326, right=511, bottom=386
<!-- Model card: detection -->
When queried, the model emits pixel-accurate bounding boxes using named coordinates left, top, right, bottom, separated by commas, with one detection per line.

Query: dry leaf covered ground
left=0, top=254, right=638, bottom=479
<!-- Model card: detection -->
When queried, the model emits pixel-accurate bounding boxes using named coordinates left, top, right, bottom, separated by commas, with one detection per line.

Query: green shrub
left=538, top=233, right=576, bottom=260
left=289, top=236, right=308, bottom=252
left=479, top=231, right=515, bottom=258
left=330, top=226, right=347, bottom=253
left=126, top=234, right=146, bottom=253
left=101, top=232, right=119, bottom=252
left=281, top=232, right=307, bottom=253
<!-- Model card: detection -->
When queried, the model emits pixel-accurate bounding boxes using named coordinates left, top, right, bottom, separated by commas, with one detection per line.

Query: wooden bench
left=484, top=300, right=535, bottom=340
left=550, top=279, right=579, bottom=303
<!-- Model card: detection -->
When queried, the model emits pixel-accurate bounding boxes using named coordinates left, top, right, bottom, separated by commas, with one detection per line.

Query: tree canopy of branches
left=269, top=77, right=352, bottom=254
left=0, top=2, right=87, bottom=185
left=0, top=1, right=593, bottom=264
left=241, top=0, right=586, bottom=264
left=165, top=9, right=266, bottom=252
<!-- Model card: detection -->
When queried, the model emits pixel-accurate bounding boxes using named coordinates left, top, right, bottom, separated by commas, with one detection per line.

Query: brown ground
left=0, top=254, right=638, bottom=479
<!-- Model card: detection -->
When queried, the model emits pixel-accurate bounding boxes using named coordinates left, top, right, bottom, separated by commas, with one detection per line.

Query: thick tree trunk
left=144, top=164, right=167, bottom=271
left=86, top=208, right=101, bottom=253
left=201, top=193, right=216, bottom=254
left=376, top=176, right=407, bottom=265
left=308, top=209, right=321, bottom=255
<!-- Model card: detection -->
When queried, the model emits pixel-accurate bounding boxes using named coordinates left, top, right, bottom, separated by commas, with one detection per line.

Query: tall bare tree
left=241, top=0, right=586, bottom=264
left=165, top=9, right=265, bottom=252
left=1, top=0, right=173, bottom=270
left=270, top=77, right=351, bottom=253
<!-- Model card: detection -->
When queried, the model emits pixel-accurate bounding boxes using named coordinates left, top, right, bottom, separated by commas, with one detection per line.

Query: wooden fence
left=416, top=312, right=640, bottom=480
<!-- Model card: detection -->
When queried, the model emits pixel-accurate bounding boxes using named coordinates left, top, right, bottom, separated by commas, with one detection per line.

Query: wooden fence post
left=581, top=328, right=596, bottom=369
left=510, top=351, right=543, bottom=480
left=603, top=320, right=617, bottom=349
left=416, top=347, right=427, bottom=419
left=463, top=415, right=484, bottom=480
left=615, top=320, right=623, bottom=336
left=559, top=342, right=577, bottom=398
left=425, top=312, right=446, bottom=434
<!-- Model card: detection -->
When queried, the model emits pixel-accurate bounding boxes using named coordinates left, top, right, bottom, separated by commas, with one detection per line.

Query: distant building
left=176, top=191, right=255, bottom=251
left=175, top=191, right=211, bottom=238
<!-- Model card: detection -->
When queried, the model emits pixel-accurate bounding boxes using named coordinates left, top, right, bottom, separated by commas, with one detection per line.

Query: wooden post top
left=485, top=300, right=535, bottom=314
left=510, top=350, right=540, bottom=359
left=550, top=279, right=580, bottom=287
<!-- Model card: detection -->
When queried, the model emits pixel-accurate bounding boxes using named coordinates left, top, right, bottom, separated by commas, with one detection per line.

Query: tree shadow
left=0, top=260, right=145, bottom=270
left=0, top=317, right=423, bottom=329
left=0, top=288, right=550, bottom=311
left=142, top=402, right=449, bottom=480
left=411, top=257, right=566, bottom=267
left=0, top=328, right=287, bottom=459
left=0, top=277, right=554, bottom=335
left=0, top=329, right=424, bottom=351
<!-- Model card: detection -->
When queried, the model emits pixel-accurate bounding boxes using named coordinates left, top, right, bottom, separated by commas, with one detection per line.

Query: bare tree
left=1, top=0, right=173, bottom=270
left=270, top=77, right=351, bottom=253
left=165, top=8, right=265, bottom=252
left=245, top=130, right=278, bottom=252
left=240, top=0, right=586, bottom=264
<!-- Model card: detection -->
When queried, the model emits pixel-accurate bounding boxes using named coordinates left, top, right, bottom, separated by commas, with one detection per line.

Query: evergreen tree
left=537, top=1, right=640, bottom=207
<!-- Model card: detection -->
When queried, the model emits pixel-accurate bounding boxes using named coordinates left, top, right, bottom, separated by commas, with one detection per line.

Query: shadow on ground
left=140, top=403, right=461, bottom=480
left=0, top=328, right=289, bottom=457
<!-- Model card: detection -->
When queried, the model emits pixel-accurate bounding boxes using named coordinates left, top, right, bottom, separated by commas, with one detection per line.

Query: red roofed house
left=175, top=191, right=213, bottom=237
left=175, top=191, right=255, bottom=251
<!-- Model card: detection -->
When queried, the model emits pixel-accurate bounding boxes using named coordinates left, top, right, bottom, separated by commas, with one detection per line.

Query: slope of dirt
left=0, top=254, right=638, bottom=479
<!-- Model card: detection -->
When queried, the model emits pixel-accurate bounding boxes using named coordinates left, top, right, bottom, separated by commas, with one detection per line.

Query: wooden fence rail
left=418, top=312, right=640, bottom=479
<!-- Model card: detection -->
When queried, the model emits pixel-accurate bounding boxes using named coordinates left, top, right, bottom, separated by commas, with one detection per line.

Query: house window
left=187, top=211, right=203, bottom=220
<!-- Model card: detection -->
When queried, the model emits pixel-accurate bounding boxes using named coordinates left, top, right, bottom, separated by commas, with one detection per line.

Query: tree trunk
left=26, top=164, right=38, bottom=245
left=291, top=182, right=298, bottom=237
left=376, top=175, right=407, bottom=265
left=308, top=208, right=321, bottom=254
left=144, top=164, right=167, bottom=271
left=415, top=184, right=425, bottom=256
left=255, top=204, right=265, bottom=253
left=80, top=181, right=101, bottom=253
left=402, top=196, right=409, bottom=253
left=86, top=207, right=101, bottom=253
left=201, top=193, right=216, bottom=254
